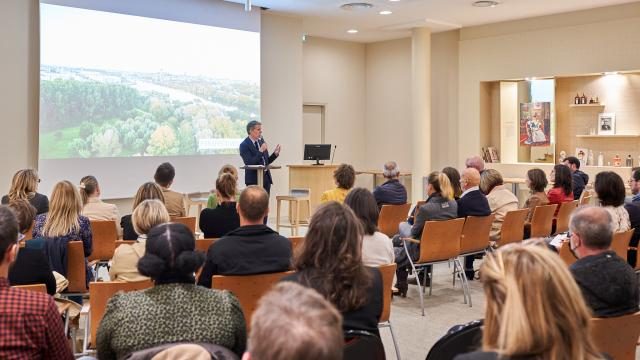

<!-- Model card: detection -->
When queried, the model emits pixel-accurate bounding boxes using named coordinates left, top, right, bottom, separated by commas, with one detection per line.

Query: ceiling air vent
left=340, top=2, right=374, bottom=11
left=472, top=1, right=500, bottom=7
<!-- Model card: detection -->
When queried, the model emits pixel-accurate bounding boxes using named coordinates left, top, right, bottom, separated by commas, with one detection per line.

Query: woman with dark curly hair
left=283, top=201, right=383, bottom=336
left=320, top=164, right=356, bottom=204
left=594, top=171, right=630, bottom=232
left=547, top=164, right=573, bottom=216
left=96, top=223, right=246, bottom=359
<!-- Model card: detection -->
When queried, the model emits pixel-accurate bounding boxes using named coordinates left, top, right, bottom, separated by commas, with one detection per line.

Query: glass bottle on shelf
left=597, top=152, right=604, bottom=167
left=574, top=93, right=580, bottom=104
left=626, top=155, right=633, bottom=167
left=588, top=150, right=594, bottom=166
left=581, top=93, right=587, bottom=104
left=613, top=154, right=622, bottom=167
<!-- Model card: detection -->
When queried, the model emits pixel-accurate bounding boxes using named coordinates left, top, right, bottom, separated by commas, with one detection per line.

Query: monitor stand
left=313, top=158, right=324, bottom=166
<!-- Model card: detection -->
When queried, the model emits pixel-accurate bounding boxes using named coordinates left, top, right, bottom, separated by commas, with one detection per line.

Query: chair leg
left=403, top=240, right=424, bottom=316
left=428, top=265, right=433, bottom=296
left=294, top=200, right=300, bottom=236
left=388, top=320, right=402, bottom=360
left=276, top=199, right=281, bottom=233
left=456, top=258, right=472, bottom=307
left=82, top=314, right=90, bottom=354
left=452, top=259, right=457, bottom=287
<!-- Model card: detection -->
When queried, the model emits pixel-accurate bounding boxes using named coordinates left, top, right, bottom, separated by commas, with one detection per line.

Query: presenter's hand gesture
left=274, top=144, right=281, bottom=156
left=259, top=142, right=268, bottom=153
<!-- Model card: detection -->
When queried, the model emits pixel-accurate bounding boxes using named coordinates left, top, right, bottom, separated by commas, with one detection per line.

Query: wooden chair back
left=460, top=215, right=494, bottom=255
left=88, top=220, right=117, bottom=262
left=558, top=242, right=577, bottom=266
left=115, top=240, right=135, bottom=249
left=289, top=236, right=304, bottom=252
left=554, top=200, right=578, bottom=234
left=378, top=263, right=396, bottom=323
left=195, top=238, right=217, bottom=254
left=499, top=209, right=528, bottom=246
left=88, top=280, right=153, bottom=348
left=611, top=229, right=634, bottom=261
left=416, top=218, right=466, bottom=264
left=13, top=283, right=47, bottom=294
left=171, top=216, right=197, bottom=233
left=580, top=193, right=592, bottom=206
left=67, top=241, right=87, bottom=293
left=378, top=203, right=412, bottom=237
left=212, top=271, right=294, bottom=331
left=530, top=204, right=557, bottom=238
left=413, top=200, right=427, bottom=219
left=590, top=312, right=640, bottom=360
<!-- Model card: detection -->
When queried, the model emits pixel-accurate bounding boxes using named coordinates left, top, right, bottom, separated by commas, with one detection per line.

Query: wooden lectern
left=240, top=165, right=282, bottom=189
left=287, top=165, right=340, bottom=216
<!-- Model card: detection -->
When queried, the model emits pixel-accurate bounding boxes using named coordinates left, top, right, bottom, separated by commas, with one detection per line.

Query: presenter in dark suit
left=239, top=120, right=281, bottom=194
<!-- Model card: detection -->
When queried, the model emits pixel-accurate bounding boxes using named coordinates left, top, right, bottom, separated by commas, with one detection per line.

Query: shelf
left=569, top=103, right=605, bottom=107
left=575, top=134, right=640, bottom=138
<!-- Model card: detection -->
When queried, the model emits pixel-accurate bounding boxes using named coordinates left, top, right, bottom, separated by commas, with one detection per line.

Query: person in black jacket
left=625, top=167, right=640, bottom=266
left=7, top=199, right=56, bottom=295
left=282, top=202, right=382, bottom=336
left=199, top=173, right=240, bottom=238
left=197, top=186, right=291, bottom=288
left=1, top=169, right=49, bottom=215
left=563, top=156, right=589, bottom=200
left=457, top=168, right=491, bottom=280
left=568, top=206, right=639, bottom=317
left=121, top=182, right=165, bottom=240
left=372, top=161, right=407, bottom=209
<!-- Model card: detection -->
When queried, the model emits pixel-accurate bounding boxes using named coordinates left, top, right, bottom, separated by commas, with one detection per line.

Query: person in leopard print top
left=97, top=223, right=246, bottom=359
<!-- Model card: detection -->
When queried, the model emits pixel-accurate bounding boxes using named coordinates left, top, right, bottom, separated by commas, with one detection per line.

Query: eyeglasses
left=37, top=179, right=41, bottom=183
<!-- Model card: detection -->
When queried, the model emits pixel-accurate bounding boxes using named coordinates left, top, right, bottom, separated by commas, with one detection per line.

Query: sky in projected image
left=40, top=4, right=260, bottom=159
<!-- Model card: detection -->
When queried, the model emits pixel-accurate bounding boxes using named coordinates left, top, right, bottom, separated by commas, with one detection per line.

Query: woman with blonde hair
left=2, top=168, right=49, bottom=214
left=79, top=175, right=119, bottom=221
left=121, top=182, right=165, bottom=240
left=110, top=199, right=170, bottom=282
left=206, top=164, right=240, bottom=209
left=395, top=171, right=458, bottom=295
left=32, top=180, right=93, bottom=282
left=455, top=244, right=606, bottom=360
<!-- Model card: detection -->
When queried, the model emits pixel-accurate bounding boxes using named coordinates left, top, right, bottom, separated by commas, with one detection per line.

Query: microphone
left=331, top=145, right=337, bottom=165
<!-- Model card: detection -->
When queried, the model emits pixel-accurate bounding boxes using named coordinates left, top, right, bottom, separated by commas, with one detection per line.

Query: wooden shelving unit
left=569, top=103, right=605, bottom=107
left=575, top=134, right=640, bottom=138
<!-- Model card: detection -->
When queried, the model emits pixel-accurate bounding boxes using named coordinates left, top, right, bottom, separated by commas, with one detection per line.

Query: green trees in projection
left=146, top=125, right=179, bottom=156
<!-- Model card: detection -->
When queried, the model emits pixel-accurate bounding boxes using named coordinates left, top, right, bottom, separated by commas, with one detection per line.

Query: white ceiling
left=226, top=0, right=638, bottom=42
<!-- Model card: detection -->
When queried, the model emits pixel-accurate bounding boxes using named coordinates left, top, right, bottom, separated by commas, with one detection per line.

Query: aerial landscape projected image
left=39, top=4, right=260, bottom=159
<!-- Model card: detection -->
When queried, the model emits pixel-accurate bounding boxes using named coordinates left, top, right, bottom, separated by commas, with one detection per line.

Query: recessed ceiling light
left=472, top=1, right=500, bottom=7
left=340, top=2, right=374, bottom=11
left=389, top=0, right=401, bottom=2
left=602, top=71, right=618, bottom=75
left=379, top=10, right=392, bottom=15
left=347, top=29, right=359, bottom=34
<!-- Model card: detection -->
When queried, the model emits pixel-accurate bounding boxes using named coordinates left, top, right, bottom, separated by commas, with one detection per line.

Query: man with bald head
left=373, top=161, right=407, bottom=208
left=458, top=168, right=491, bottom=280
left=568, top=206, right=638, bottom=317
left=465, top=156, right=485, bottom=174
left=197, top=186, right=291, bottom=288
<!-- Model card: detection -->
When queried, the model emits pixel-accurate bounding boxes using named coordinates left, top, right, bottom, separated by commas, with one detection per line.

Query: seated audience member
left=154, top=162, right=186, bottom=217
left=480, top=169, right=518, bottom=243
left=7, top=199, right=56, bottom=295
left=547, top=164, right=574, bottom=216
left=567, top=206, right=638, bottom=317
left=344, top=188, right=394, bottom=266
left=523, top=168, right=550, bottom=223
left=443, top=166, right=463, bottom=199
left=465, top=155, right=485, bottom=174
left=372, top=161, right=407, bottom=208
left=563, top=156, right=589, bottom=200
left=207, top=164, right=240, bottom=209
left=198, top=186, right=291, bottom=288
left=0, top=207, right=73, bottom=359
left=594, top=171, right=630, bottom=232
left=625, top=168, right=640, bottom=266
left=242, top=282, right=343, bottom=360
left=97, top=223, right=246, bottom=359
left=395, top=172, right=457, bottom=294
left=454, top=244, right=607, bottom=360
left=199, top=173, right=240, bottom=238
left=79, top=175, right=119, bottom=221
left=458, top=168, right=491, bottom=280
left=121, top=182, right=165, bottom=240
left=110, top=200, right=170, bottom=282
left=320, top=164, right=355, bottom=204
left=33, top=180, right=93, bottom=282
left=1, top=168, right=49, bottom=215
left=283, top=202, right=383, bottom=336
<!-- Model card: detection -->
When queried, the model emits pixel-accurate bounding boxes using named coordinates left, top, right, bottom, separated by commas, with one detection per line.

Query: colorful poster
left=519, top=102, right=551, bottom=146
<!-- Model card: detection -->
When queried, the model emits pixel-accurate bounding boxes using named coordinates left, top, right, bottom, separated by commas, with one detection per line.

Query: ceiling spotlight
left=340, top=2, right=374, bottom=11
left=472, top=1, right=499, bottom=7
left=389, top=0, right=401, bottom=2
left=347, top=29, right=359, bottom=34
left=379, top=10, right=392, bottom=15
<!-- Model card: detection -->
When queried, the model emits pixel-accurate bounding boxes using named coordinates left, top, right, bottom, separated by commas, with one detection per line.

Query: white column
left=411, top=27, right=431, bottom=203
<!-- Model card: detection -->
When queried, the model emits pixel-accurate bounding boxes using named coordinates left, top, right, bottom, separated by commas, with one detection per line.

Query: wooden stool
left=276, top=189, right=310, bottom=236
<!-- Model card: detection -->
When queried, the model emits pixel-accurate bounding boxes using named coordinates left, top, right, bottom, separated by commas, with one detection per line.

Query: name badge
left=441, top=203, right=450, bottom=208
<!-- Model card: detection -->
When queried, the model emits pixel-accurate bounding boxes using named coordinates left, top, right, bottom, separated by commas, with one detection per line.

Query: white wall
left=303, top=37, right=367, bottom=169
left=458, top=2, right=640, bottom=166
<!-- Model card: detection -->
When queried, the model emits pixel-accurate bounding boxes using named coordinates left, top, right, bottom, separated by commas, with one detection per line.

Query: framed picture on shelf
left=597, top=113, right=616, bottom=135
left=487, top=147, right=500, bottom=163
left=575, top=147, right=589, bottom=167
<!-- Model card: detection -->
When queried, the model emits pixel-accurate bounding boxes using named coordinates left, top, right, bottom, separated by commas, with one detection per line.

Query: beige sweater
left=109, top=236, right=150, bottom=282
left=82, top=197, right=122, bottom=236
left=487, top=185, right=519, bottom=242
left=161, top=188, right=186, bottom=217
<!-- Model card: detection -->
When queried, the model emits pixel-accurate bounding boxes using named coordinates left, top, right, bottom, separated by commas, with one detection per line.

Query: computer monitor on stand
left=304, top=144, right=332, bottom=165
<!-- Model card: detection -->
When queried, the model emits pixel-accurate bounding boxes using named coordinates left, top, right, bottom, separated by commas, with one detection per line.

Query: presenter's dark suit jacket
left=239, top=137, right=278, bottom=190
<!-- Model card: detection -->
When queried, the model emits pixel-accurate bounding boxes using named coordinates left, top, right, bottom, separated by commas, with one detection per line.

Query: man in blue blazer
left=457, top=167, right=491, bottom=280
left=239, top=120, right=281, bottom=195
